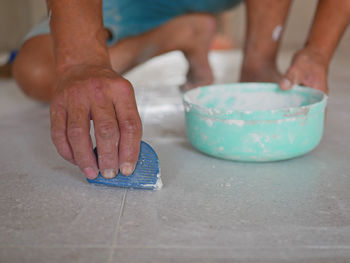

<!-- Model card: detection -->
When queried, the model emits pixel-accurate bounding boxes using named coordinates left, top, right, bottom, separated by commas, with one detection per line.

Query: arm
left=49, top=0, right=142, bottom=179
left=48, top=0, right=109, bottom=73
left=280, top=0, right=350, bottom=93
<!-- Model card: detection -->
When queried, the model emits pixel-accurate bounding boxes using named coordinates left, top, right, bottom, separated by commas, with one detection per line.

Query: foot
left=108, top=14, right=216, bottom=91
left=180, top=61, right=214, bottom=92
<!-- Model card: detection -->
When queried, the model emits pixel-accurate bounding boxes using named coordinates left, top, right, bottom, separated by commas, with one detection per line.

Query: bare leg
left=240, top=0, right=292, bottom=83
left=13, top=35, right=56, bottom=102
left=109, top=14, right=216, bottom=90
left=13, top=13, right=216, bottom=102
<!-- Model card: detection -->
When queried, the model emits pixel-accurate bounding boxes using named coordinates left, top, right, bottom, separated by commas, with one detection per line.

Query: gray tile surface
left=0, top=247, right=109, bottom=263
left=0, top=103, right=126, bottom=247
left=110, top=248, right=350, bottom=263
left=0, top=51, right=349, bottom=262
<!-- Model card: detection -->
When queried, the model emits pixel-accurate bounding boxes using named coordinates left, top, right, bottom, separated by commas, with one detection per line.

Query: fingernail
left=84, top=167, right=98, bottom=179
left=281, top=78, right=291, bottom=90
left=102, top=168, right=117, bottom=179
left=120, top=163, right=134, bottom=176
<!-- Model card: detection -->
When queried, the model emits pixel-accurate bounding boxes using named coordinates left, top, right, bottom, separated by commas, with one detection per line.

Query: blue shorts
left=23, top=0, right=242, bottom=46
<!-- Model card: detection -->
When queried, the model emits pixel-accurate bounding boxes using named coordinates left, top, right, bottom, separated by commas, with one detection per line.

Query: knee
left=190, top=14, right=217, bottom=38
left=13, top=39, right=55, bottom=102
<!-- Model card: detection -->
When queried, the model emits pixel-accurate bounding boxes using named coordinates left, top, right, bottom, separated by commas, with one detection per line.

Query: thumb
left=280, top=67, right=300, bottom=91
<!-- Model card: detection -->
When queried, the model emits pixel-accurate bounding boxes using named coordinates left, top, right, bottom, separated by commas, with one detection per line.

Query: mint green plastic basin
left=183, top=83, right=328, bottom=162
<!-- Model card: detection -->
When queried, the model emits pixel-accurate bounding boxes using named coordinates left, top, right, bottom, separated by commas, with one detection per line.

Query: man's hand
left=50, top=64, right=142, bottom=179
left=280, top=0, right=350, bottom=94
left=280, top=47, right=328, bottom=93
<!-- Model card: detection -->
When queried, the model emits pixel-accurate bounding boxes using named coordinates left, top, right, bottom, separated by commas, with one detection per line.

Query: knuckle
left=87, top=77, right=101, bottom=85
left=50, top=102, right=66, bottom=119
left=51, top=129, right=65, bottom=143
left=116, top=78, right=132, bottom=88
left=67, top=126, right=85, bottom=140
left=73, top=150, right=91, bottom=165
left=65, top=84, right=82, bottom=98
left=119, top=117, right=142, bottom=135
left=87, top=78, right=105, bottom=92
left=97, top=152, right=115, bottom=163
left=96, top=121, right=118, bottom=140
left=113, top=79, right=134, bottom=95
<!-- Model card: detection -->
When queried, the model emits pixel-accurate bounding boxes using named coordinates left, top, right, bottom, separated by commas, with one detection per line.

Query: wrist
left=56, top=61, right=112, bottom=80
left=54, top=27, right=111, bottom=75
left=301, top=44, right=330, bottom=68
left=55, top=46, right=111, bottom=77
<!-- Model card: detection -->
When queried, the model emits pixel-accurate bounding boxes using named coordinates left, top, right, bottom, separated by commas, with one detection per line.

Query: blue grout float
left=87, top=141, right=162, bottom=190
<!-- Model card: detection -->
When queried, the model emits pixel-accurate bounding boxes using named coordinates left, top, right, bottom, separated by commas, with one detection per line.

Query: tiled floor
left=0, top=50, right=349, bottom=263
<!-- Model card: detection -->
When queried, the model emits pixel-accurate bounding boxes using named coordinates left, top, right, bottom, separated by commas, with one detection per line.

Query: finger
left=112, top=79, right=142, bottom=176
left=280, top=67, right=301, bottom=91
left=50, top=103, right=75, bottom=164
left=67, top=100, right=98, bottom=179
left=302, top=72, right=328, bottom=94
left=91, top=88, right=119, bottom=179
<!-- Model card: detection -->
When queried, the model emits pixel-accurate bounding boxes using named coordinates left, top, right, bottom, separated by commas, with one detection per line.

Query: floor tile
left=1, top=50, right=349, bottom=262
left=0, top=106, right=125, bottom=246
left=111, top=247, right=350, bottom=263
left=0, top=247, right=109, bottom=263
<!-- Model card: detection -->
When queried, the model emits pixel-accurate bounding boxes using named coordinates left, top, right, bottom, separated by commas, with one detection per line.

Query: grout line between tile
left=107, top=188, right=127, bottom=263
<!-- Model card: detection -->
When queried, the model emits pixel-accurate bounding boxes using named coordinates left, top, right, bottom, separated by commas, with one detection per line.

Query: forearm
left=47, top=0, right=110, bottom=74
left=304, top=0, right=350, bottom=65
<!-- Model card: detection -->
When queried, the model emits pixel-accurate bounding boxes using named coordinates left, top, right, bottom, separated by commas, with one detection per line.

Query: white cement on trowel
left=141, top=173, right=163, bottom=190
